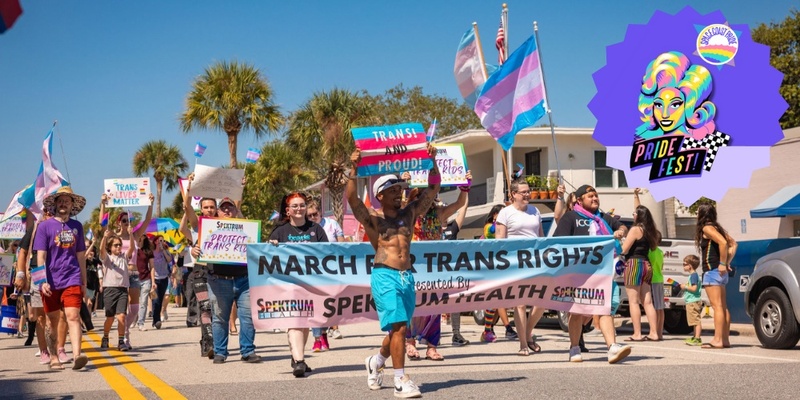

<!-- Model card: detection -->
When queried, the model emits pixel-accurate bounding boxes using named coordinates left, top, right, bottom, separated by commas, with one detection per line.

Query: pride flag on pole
left=454, top=26, right=488, bottom=109
left=0, top=0, right=22, bottom=34
left=246, top=148, right=261, bottom=164
left=194, top=142, right=207, bottom=158
left=426, top=119, right=437, bottom=143
left=100, top=213, right=109, bottom=227
left=474, top=35, right=547, bottom=151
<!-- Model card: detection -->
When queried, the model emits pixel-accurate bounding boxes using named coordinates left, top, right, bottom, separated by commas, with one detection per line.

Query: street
left=2, top=309, right=800, bottom=399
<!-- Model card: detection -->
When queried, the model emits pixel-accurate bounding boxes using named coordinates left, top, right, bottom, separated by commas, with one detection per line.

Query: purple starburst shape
left=588, top=6, right=787, bottom=204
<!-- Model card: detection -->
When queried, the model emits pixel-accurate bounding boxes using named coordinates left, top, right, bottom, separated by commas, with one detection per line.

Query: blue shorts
left=702, top=269, right=729, bottom=286
left=610, top=281, right=620, bottom=316
left=371, top=266, right=416, bottom=332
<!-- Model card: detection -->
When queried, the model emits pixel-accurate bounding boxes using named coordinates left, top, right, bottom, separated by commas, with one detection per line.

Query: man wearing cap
left=346, top=143, right=439, bottom=398
left=553, top=184, right=631, bottom=364
left=190, top=195, right=261, bottom=364
left=34, top=186, right=90, bottom=370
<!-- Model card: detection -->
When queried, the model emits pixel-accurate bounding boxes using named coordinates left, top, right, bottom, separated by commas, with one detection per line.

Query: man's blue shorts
left=371, top=265, right=416, bottom=332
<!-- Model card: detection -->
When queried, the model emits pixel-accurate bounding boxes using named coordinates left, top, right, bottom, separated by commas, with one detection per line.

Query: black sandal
left=528, top=338, right=541, bottom=353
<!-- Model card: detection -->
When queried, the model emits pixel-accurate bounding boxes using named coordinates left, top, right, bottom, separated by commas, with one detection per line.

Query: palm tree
left=180, top=60, right=283, bottom=167
left=132, top=140, right=189, bottom=217
left=287, top=88, right=375, bottom=226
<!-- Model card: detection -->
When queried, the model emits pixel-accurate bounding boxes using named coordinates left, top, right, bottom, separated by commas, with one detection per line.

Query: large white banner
left=104, top=178, right=152, bottom=207
left=192, top=164, right=245, bottom=201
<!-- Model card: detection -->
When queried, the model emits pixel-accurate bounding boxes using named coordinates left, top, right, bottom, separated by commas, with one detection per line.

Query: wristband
left=16, top=271, right=26, bottom=280
left=428, top=173, right=441, bottom=186
left=458, top=186, right=470, bottom=192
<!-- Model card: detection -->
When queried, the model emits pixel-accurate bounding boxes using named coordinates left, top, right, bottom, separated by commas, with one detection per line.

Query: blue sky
left=0, top=0, right=795, bottom=222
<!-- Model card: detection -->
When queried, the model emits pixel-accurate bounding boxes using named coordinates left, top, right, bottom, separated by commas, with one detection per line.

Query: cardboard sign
left=104, top=178, right=152, bottom=207
left=351, top=123, right=434, bottom=176
left=0, top=213, right=26, bottom=239
left=198, top=217, right=261, bottom=265
left=408, top=143, right=469, bottom=187
left=0, top=254, right=14, bottom=287
left=179, top=178, right=205, bottom=211
left=192, top=164, right=245, bottom=201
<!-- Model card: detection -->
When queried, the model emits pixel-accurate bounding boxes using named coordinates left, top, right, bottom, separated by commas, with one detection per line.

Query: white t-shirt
left=496, top=204, right=542, bottom=238
left=319, top=218, right=344, bottom=242
left=101, top=253, right=130, bottom=288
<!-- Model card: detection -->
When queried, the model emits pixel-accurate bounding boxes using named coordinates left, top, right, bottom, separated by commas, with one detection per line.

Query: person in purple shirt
left=33, top=187, right=89, bottom=371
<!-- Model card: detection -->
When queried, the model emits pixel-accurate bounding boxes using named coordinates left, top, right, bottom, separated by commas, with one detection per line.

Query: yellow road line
left=86, top=332, right=187, bottom=400
left=82, top=336, right=147, bottom=400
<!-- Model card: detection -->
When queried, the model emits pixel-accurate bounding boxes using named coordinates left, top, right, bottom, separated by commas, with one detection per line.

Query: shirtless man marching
left=347, top=143, right=440, bottom=399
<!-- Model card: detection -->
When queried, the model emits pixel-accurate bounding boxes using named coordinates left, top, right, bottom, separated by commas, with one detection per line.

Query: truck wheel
left=557, top=310, right=569, bottom=332
left=754, top=287, right=800, bottom=349
left=472, top=310, right=485, bottom=326
left=663, top=309, right=692, bottom=334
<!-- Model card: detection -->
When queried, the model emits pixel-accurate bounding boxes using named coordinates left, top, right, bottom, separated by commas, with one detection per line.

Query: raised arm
left=99, top=194, right=107, bottom=226
left=633, top=188, right=642, bottom=208
left=439, top=170, right=471, bottom=221
left=133, top=193, right=155, bottom=239
left=411, top=143, right=441, bottom=217
left=125, top=224, right=135, bottom=260
left=554, top=184, right=567, bottom=223
left=346, top=148, right=374, bottom=229
left=184, top=173, right=200, bottom=231
left=100, top=229, right=110, bottom=259
left=452, top=192, right=469, bottom=229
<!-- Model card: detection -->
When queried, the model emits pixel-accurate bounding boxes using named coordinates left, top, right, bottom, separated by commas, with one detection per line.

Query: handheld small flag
left=246, top=148, right=261, bottom=164
left=426, top=119, right=437, bottom=143
left=666, top=278, right=681, bottom=288
left=514, top=162, right=525, bottom=178
left=100, top=212, right=109, bottom=227
left=269, top=210, right=280, bottom=221
left=86, top=229, right=94, bottom=241
left=194, top=142, right=207, bottom=158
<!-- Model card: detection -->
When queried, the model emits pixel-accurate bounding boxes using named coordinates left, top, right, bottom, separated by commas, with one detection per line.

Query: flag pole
left=472, top=22, right=488, bottom=80
left=534, top=21, right=562, bottom=183
left=501, top=4, right=513, bottom=202
left=53, top=120, right=72, bottom=184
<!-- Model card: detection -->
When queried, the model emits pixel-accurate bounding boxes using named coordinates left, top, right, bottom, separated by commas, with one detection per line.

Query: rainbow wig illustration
left=635, top=51, right=716, bottom=141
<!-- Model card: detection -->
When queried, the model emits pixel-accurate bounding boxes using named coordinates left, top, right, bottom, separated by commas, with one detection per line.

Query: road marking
left=637, top=343, right=800, bottom=363
left=82, top=337, right=147, bottom=400
left=86, top=332, right=187, bottom=400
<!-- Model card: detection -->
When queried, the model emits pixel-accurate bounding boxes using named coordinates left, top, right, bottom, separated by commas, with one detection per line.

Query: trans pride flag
left=474, top=35, right=547, bottom=151
left=454, top=26, right=487, bottom=109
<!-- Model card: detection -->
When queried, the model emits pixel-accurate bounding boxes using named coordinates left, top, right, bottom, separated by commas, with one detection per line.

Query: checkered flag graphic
left=681, top=131, right=731, bottom=171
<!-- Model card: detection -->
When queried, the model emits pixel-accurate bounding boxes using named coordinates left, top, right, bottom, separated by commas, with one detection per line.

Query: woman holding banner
left=495, top=178, right=545, bottom=356
left=100, top=192, right=154, bottom=349
left=268, top=191, right=328, bottom=378
left=479, top=204, right=519, bottom=343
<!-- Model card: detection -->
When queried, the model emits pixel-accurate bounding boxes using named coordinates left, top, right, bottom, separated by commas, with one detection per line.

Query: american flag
left=495, top=19, right=506, bottom=64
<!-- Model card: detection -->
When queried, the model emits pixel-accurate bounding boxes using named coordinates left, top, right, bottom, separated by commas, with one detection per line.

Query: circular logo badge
left=696, top=24, right=739, bottom=65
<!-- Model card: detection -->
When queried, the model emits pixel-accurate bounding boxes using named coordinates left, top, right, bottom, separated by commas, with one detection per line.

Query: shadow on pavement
left=421, top=376, right=527, bottom=393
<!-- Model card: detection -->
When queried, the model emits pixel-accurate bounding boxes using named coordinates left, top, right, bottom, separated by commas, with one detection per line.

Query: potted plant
left=525, top=175, right=540, bottom=199
left=547, top=176, right=559, bottom=199
left=537, top=176, right=548, bottom=199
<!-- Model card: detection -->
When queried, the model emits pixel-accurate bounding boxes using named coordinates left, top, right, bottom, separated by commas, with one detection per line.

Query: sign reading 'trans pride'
left=351, top=123, right=434, bottom=176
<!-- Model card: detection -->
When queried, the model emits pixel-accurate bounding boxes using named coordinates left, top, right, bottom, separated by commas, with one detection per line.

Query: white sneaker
left=365, top=355, right=384, bottom=390
left=138, top=324, right=147, bottom=332
left=34, top=350, right=41, bottom=357
left=331, top=329, right=343, bottom=339
left=607, top=343, right=632, bottom=364
left=394, top=375, right=422, bottom=398
left=569, top=345, right=583, bottom=362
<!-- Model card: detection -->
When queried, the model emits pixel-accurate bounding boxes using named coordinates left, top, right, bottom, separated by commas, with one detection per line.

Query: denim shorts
left=129, top=273, right=141, bottom=290
left=702, top=269, right=729, bottom=286
left=371, top=266, right=416, bottom=332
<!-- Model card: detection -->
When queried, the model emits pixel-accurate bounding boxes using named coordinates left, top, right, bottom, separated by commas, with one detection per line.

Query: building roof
left=436, top=127, right=594, bottom=146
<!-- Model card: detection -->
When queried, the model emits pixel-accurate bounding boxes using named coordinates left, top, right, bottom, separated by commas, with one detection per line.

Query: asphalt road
left=2, top=308, right=800, bottom=399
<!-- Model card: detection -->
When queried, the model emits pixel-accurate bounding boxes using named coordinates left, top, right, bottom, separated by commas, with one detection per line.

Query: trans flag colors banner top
left=247, top=236, right=616, bottom=329
left=351, top=123, right=434, bottom=177
left=474, top=35, right=547, bottom=151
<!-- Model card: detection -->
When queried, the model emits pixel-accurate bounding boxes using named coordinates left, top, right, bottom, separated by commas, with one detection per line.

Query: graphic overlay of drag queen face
left=636, top=51, right=716, bottom=141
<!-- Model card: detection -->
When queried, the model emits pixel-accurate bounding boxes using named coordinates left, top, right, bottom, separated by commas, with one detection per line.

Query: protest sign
left=247, top=236, right=615, bottom=329
left=351, top=123, right=434, bottom=176
left=192, top=164, right=245, bottom=201
left=408, top=143, right=468, bottom=187
left=0, top=254, right=14, bottom=287
left=104, top=178, right=152, bottom=207
left=0, top=213, right=26, bottom=239
left=198, top=217, right=261, bottom=265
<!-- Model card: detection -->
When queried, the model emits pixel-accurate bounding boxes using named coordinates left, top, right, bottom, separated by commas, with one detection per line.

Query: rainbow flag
left=666, top=278, right=681, bottom=288
left=0, top=0, right=22, bottom=34
left=100, top=212, right=109, bottom=227
left=474, top=35, right=547, bottom=151
left=194, top=142, right=207, bottom=158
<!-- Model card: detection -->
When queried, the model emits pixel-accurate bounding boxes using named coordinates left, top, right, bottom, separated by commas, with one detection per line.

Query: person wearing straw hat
left=33, top=186, right=90, bottom=370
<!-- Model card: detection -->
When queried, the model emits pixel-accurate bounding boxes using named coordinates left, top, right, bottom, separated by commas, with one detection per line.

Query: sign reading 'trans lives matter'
left=351, top=123, right=434, bottom=176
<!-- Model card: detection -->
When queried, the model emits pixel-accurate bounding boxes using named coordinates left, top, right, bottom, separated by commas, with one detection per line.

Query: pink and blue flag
left=474, top=35, right=547, bottom=151
left=100, top=213, right=109, bottom=227
left=426, top=119, right=437, bottom=142
left=269, top=210, right=280, bottom=221
left=454, top=27, right=488, bottom=109
left=194, top=142, right=207, bottom=158
left=0, top=0, right=22, bottom=34
left=246, top=148, right=261, bottom=164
